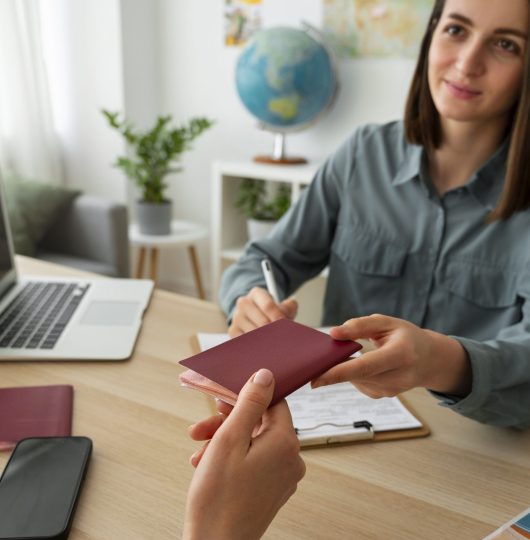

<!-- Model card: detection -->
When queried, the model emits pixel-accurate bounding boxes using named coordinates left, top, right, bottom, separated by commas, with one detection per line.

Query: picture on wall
left=224, top=0, right=263, bottom=46
left=323, top=0, right=434, bottom=58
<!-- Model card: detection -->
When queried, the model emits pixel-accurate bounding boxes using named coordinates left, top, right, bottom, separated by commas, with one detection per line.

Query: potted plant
left=235, top=178, right=292, bottom=241
left=102, top=110, right=213, bottom=235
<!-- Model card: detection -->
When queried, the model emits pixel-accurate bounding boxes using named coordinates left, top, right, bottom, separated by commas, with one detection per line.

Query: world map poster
left=323, top=0, right=434, bottom=58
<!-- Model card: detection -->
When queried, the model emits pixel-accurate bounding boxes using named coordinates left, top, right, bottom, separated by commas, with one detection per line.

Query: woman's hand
left=312, top=314, right=472, bottom=398
left=228, top=287, right=298, bottom=337
left=184, top=369, right=306, bottom=540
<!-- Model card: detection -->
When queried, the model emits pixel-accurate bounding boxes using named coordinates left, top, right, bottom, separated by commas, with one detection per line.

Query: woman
left=184, top=1, right=530, bottom=538
left=218, top=0, right=530, bottom=428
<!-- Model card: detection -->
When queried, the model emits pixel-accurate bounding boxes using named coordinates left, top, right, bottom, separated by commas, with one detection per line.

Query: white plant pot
left=246, top=219, right=277, bottom=242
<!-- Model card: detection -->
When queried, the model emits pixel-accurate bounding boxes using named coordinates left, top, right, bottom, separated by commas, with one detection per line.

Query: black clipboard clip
left=295, top=420, right=374, bottom=447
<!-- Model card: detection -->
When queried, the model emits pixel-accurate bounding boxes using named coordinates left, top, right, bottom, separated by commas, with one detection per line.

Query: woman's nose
left=455, top=41, right=486, bottom=77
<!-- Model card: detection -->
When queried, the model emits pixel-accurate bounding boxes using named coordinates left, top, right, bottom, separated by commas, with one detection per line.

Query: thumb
left=280, top=298, right=298, bottom=319
left=220, top=369, right=275, bottom=441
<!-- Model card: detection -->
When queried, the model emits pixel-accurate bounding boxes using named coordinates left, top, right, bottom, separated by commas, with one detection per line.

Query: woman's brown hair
left=404, top=0, right=530, bottom=220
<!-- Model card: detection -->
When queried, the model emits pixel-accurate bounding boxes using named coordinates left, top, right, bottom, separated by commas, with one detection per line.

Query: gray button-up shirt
left=220, top=121, right=530, bottom=429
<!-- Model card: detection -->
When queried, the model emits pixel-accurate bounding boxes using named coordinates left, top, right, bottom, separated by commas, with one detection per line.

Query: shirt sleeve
left=431, top=269, right=530, bottom=429
left=218, top=132, right=357, bottom=321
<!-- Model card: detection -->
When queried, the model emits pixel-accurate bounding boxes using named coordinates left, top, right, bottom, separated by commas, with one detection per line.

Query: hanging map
left=323, top=0, right=434, bottom=58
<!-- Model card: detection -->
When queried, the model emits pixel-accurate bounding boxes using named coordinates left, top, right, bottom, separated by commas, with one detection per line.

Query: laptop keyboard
left=0, top=282, right=90, bottom=350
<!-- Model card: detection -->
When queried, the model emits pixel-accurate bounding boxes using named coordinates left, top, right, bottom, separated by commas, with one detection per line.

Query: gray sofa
left=36, top=195, right=130, bottom=278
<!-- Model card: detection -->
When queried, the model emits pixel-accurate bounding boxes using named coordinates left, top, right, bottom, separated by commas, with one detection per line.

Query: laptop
left=0, top=177, right=153, bottom=361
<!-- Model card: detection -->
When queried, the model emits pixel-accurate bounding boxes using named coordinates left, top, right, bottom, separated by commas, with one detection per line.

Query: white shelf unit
left=211, top=160, right=321, bottom=301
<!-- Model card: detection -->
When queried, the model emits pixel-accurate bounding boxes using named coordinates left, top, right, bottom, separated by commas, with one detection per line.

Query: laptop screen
left=0, top=173, right=18, bottom=298
left=0, top=204, right=14, bottom=279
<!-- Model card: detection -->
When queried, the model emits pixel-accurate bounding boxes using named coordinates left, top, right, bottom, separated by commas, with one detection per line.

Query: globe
left=235, top=25, right=338, bottom=164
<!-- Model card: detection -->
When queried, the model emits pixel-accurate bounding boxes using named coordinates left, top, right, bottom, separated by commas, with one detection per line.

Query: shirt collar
left=392, top=143, right=423, bottom=186
left=391, top=137, right=509, bottom=210
left=466, top=139, right=508, bottom=210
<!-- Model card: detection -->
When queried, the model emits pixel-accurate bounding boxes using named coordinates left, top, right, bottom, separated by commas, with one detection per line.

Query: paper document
left=196, top=333, right=231, bottom=351
left=196, top=332, right=422, bottom=444
left=288, top=382, right=421, bottom=439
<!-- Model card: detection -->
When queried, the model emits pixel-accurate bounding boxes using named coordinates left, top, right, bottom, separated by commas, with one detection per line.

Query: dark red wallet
left=179, top=319, right=362, bottom=406
left=0, top=385, right=73, bottom=451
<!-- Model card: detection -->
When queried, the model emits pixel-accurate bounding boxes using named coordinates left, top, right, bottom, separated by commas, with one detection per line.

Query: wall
left=119, top=0, right=163, bottom=216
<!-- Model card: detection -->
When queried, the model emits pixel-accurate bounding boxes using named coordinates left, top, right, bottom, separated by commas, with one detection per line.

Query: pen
left=261, top=258, right=280, bottom=304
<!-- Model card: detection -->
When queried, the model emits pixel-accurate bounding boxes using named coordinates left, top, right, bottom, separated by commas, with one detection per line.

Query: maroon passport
left=179, top=319, right=362, bottom=406
left=0, top=385, right=73, bottom=451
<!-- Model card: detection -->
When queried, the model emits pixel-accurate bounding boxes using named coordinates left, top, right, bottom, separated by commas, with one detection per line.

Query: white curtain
left=0, top=0, right=63, bottom=184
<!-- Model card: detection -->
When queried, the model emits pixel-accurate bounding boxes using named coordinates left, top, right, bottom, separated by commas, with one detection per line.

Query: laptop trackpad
left=80, top=301, right=139, bottom=326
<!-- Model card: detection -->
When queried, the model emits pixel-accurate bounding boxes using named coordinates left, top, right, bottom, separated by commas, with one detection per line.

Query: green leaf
left=235, top=179, right=292, bottom=221
left=102, top=110, right=214, bottom=201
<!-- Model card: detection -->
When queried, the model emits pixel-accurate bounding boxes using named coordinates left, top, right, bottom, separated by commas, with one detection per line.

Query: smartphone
left=0, top=436, right=92, bottom=540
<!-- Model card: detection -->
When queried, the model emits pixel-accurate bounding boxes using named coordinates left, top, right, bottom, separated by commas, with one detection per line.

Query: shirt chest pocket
left=439, top=260, right=519, bottom=309
left=330, top=225, right=408, bottom=316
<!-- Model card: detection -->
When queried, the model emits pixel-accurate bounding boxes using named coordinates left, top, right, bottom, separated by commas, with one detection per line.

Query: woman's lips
left=444, top=80, right=482, bottom=99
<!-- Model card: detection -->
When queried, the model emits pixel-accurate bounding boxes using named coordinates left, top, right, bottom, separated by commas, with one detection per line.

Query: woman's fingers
left=312, top=344, right=403, bottom=388
left=188, top=414, right=226, bottom=441
left=215, top=399, right=234, bottom=416
left=279, top=298, right=298, bottom=319
left=251, top=287, right=290, bottom=322
left=229, top=288, right=297, bottom=337
left=330, top=314, right=398, bottom=341
left=236, top=294, right=272, bottom=327
left=190, top=440, right=210, bottom=468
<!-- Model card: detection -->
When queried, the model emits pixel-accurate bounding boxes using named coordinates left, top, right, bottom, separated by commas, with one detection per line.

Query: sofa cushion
left=3, top=175, right=80, bottom=256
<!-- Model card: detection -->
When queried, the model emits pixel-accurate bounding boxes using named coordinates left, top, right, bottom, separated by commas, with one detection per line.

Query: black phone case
left=0, top=436, right=92, bottom=540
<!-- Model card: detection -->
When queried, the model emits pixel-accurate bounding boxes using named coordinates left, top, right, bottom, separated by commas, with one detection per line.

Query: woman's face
left=428, top=0, right=528, bottom=130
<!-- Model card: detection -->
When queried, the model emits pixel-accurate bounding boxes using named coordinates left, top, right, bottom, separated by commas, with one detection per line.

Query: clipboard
left=365, top=395, right=430, bottom=443
left=285, top=379, right=429, bottom=447
left=188, top=335, right=430, bottom=448
left=292, top=394, right=429, bottom=448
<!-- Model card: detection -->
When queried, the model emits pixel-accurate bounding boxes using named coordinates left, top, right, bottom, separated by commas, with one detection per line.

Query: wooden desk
left=2, top=257, right=530, bottom=539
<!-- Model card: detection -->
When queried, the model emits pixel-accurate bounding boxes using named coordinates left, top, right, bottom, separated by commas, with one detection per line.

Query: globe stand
left=254, top=133, right=307, bottom=165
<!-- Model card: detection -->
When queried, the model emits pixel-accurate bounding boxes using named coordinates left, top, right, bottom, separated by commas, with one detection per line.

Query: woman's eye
left=444, top=24, right=465, bottom=37
left=495, top=39, right=520, bottom=54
